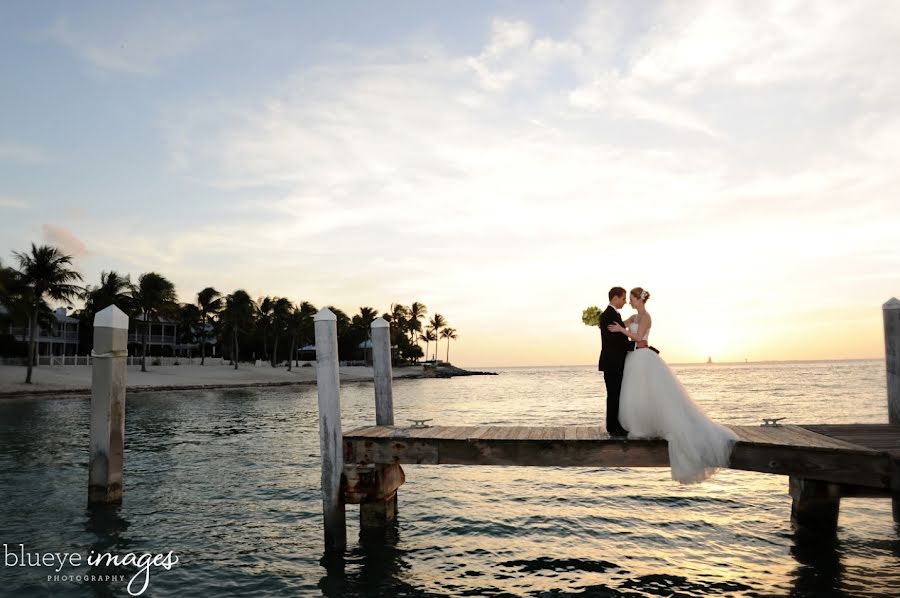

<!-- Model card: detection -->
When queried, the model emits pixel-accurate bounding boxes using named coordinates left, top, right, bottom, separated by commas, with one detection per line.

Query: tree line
left=0, top=243, right=459, bottom=383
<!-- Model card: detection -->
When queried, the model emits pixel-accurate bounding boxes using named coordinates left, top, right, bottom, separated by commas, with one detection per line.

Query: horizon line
left=461, top=357, right=884, bottom=369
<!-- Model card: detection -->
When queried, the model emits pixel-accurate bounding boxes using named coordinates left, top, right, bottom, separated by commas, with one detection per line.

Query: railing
left=36, top=355, right=94, bottom=366
left=7, top=328, right=79, bottom=341
left=125, top=356, right=210, bottom=366
left=4, top=355, right=236, bottom=367
left=127, top=334, right=177, bottom=344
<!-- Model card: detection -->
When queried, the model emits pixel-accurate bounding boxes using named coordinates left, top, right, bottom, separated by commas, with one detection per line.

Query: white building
left=1, top=305, right=80, bottom=357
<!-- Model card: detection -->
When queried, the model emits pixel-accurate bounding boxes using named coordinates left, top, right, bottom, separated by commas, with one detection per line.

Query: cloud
left=42, top=224, right=89, bottom=259
left=0, top=197, right=29, bottom=209
left=42, top=12, right=216, bottom=75
left=466, top=18, right=582, bottom=91
left=160, top=1, right=900, bottom=256
left=568, top=75, right=717, bottom=135
left=0, top=142, right=45, bottom=162
left=142, top=1, right=900, bottom=363
left=624, top=0, right=900, bottom=95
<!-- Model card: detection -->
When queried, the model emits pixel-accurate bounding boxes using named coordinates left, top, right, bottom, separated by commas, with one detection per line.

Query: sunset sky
left=2, top=1, right=898, bottom=366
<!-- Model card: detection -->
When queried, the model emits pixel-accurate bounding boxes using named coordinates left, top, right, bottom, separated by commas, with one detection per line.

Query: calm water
left=1, top=360, right=898, bottom=597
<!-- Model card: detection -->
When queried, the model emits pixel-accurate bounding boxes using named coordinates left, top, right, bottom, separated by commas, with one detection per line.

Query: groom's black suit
left=598, top=305, right=635, bottom=436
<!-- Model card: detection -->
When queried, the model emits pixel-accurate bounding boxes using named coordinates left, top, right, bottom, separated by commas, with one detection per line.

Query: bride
left=607, top=287, right=738, bottom=484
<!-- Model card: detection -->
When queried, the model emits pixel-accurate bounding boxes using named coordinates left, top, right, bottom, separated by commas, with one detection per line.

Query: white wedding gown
left=619, top=319, right=738, bottom=484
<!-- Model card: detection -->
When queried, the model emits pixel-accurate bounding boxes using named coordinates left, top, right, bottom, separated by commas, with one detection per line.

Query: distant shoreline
left=0, top=363, right=420, bottom=400
left=0, top=362, right=498, bottom=399
left=472, top=358, right=883, bottom=369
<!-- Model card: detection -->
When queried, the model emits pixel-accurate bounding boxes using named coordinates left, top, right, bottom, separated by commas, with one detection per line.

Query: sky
left=1, top=0, right=899, bottom=367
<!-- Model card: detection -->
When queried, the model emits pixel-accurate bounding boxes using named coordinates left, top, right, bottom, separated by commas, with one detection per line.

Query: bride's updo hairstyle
left=631, top=287, right=650, bottom=302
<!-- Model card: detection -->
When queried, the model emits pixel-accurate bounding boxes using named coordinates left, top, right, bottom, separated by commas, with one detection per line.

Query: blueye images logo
left=4, top=543, right=179, bottom=596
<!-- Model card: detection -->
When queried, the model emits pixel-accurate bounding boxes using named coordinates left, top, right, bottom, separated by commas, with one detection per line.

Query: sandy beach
left=0, top=362, right=425, bottom=398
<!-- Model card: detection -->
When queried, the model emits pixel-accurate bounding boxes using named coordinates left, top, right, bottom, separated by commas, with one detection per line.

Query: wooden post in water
left=88, top=305, right=128, bottom=504
left=789, top=477, right=840, bottom=533
left=315, top=308, right=346, bottom=554
left=883, top=297, right=900, bottom=522
left=372, top=318, right=394, bottom=426
left=360, top=317, right=402, bottom=530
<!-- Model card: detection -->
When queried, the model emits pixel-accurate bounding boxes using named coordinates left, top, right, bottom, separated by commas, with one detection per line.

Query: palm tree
left=82, top=271, right=132, bottom=314
left=256, top=296, right=274, bottom=363
left=0, top=259, right=16, bottom=315
left=196, top=287, right=222, bottom=365
left=441, top=327, right=458, bottom=364
left=385, top=303, right=409, bottom=363
left=408, top=301, right=427, bottom=359
left=77, top=270, right=133, bottom=357
left=284, top=301, right=315, bottom=371
left=221, top=290, right=255, bottom=370
left=12, top=244, right=83, bottom=383
left=0, top=265, right=33, bottom=342
left=131, top=272, right=178, bottom=372
left=423, top=328, right=436, bottom=363
left=295, top=301, right=317, bottom=368
left=326, top=306, right=353, bottom=361
left=270, top=297, right=294, bottom=367
left=0, top=260, right=25, bottom=317
left=177, top=303, right=202, bottom=359
left=428, top=313, right=447, bottom=363
left=355, top=306, right=378, bottom=364
left=285, top=306, right=302, bottom=372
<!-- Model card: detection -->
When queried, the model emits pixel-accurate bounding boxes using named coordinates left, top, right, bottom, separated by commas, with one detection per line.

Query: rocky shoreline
left=423, top=364, right=499, bottom=378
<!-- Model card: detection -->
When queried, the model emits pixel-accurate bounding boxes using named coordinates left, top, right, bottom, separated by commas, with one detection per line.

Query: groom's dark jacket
left=598, top=305, right=635, bottom=372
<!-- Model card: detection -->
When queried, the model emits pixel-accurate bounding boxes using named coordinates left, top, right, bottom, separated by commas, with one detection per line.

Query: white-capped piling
left=883, top=297, right=900, bottom=522
left=359, top=317, right=403, bottom=530
left=371, top=318, right=394, bottom=426
left=315, top=308, right=346, bottom=554
left=88, top=305, right=129, bottom=504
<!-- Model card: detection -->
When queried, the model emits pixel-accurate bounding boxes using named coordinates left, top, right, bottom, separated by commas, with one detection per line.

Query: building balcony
left=128, top=334, right=177, bottom=344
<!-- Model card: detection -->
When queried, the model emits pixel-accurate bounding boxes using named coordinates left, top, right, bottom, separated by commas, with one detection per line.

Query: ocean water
left=0, top=360, right=897, bottom=597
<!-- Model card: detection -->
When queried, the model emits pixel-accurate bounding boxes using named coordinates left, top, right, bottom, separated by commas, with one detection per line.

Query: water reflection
left=1, top=364, right=897, bottom=597
left=318, top=519, right=418, bottom=597
left=84, top=502, right=132, bottom=597
left=789, top=529, right=843, bottom=598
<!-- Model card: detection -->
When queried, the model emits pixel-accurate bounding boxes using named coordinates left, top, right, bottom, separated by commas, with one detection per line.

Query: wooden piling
left=883, top=297, right=900, bottom=522
left=315, top=308, right=346, bottom=554
left=790, top=477, right=841, bottom=533
left=88, top=305, right=128, bottom=504
left=371, top=318, right=394, bottom=426
left=362, top=317, right=401, bottom=529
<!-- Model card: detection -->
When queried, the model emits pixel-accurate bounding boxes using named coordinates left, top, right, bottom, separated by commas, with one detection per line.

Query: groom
left=598, top=287, right=643, bottom=437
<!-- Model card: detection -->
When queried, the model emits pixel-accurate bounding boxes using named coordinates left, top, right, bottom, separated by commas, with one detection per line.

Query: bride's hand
left=607, top=323, right=624, bottom=333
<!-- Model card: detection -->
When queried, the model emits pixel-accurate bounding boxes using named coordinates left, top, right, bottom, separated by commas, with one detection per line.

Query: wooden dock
left=343, top=423, right=900, bottom=491
left=338, top=423, right=900, bottom=541
left=312, top=303, right=900, bottom=558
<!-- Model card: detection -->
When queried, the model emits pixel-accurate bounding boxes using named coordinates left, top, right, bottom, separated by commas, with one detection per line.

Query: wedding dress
left=618, top=318, right=738, bottom=484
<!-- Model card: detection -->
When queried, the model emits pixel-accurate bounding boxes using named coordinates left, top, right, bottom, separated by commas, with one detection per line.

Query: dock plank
left=468, top=426, right=492, bottom=440
left=343, top=423, right=899, bottom=489
left=344, top=425, right=381, bottom=437
left=523, top=427, right=542, bottom=441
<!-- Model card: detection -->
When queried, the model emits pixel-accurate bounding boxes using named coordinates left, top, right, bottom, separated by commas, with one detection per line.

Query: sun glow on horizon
left=1, top=2, right=898, bottom=368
